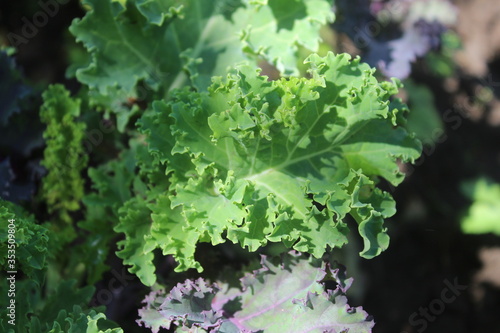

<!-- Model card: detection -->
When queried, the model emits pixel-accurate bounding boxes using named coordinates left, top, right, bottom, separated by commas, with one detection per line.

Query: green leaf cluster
left=0, top=201, right=122, bottom=333
left=0, top=200, right=49, bottom=284
left=40, top=84, right=87, bottom=230
left=116, top=52, right=420, bottom=284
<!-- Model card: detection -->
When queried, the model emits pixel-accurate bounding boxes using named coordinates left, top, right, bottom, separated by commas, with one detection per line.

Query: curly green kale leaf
left=0, top=201, right=124, bottom=332
left=34, top=308, right=124, bottom=333
left=138, top=254, right=374, bottom=333
left=29, top=280, right=122, bottom=333
left=0, top=264, right=123, bottom=332
left=0, top=200, right=49, bottom=284
left=133, top=52, right=421, bottom=278
left=40, top=84, right=87, bottom=228
left=115, top=196, right=157, bottom=287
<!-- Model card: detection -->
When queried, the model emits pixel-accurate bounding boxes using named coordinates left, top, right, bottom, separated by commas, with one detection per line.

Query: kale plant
left=0, top=1, right=421, bottom=332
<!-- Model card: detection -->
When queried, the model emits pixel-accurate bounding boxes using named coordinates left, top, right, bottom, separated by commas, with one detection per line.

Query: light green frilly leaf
left=40, top=85, right=87, bottom=227
left=132, top=52, right=421, bottom=280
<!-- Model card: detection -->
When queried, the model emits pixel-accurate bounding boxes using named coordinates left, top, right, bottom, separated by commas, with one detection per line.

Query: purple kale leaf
left=139, top=253, right=374, bottom=333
